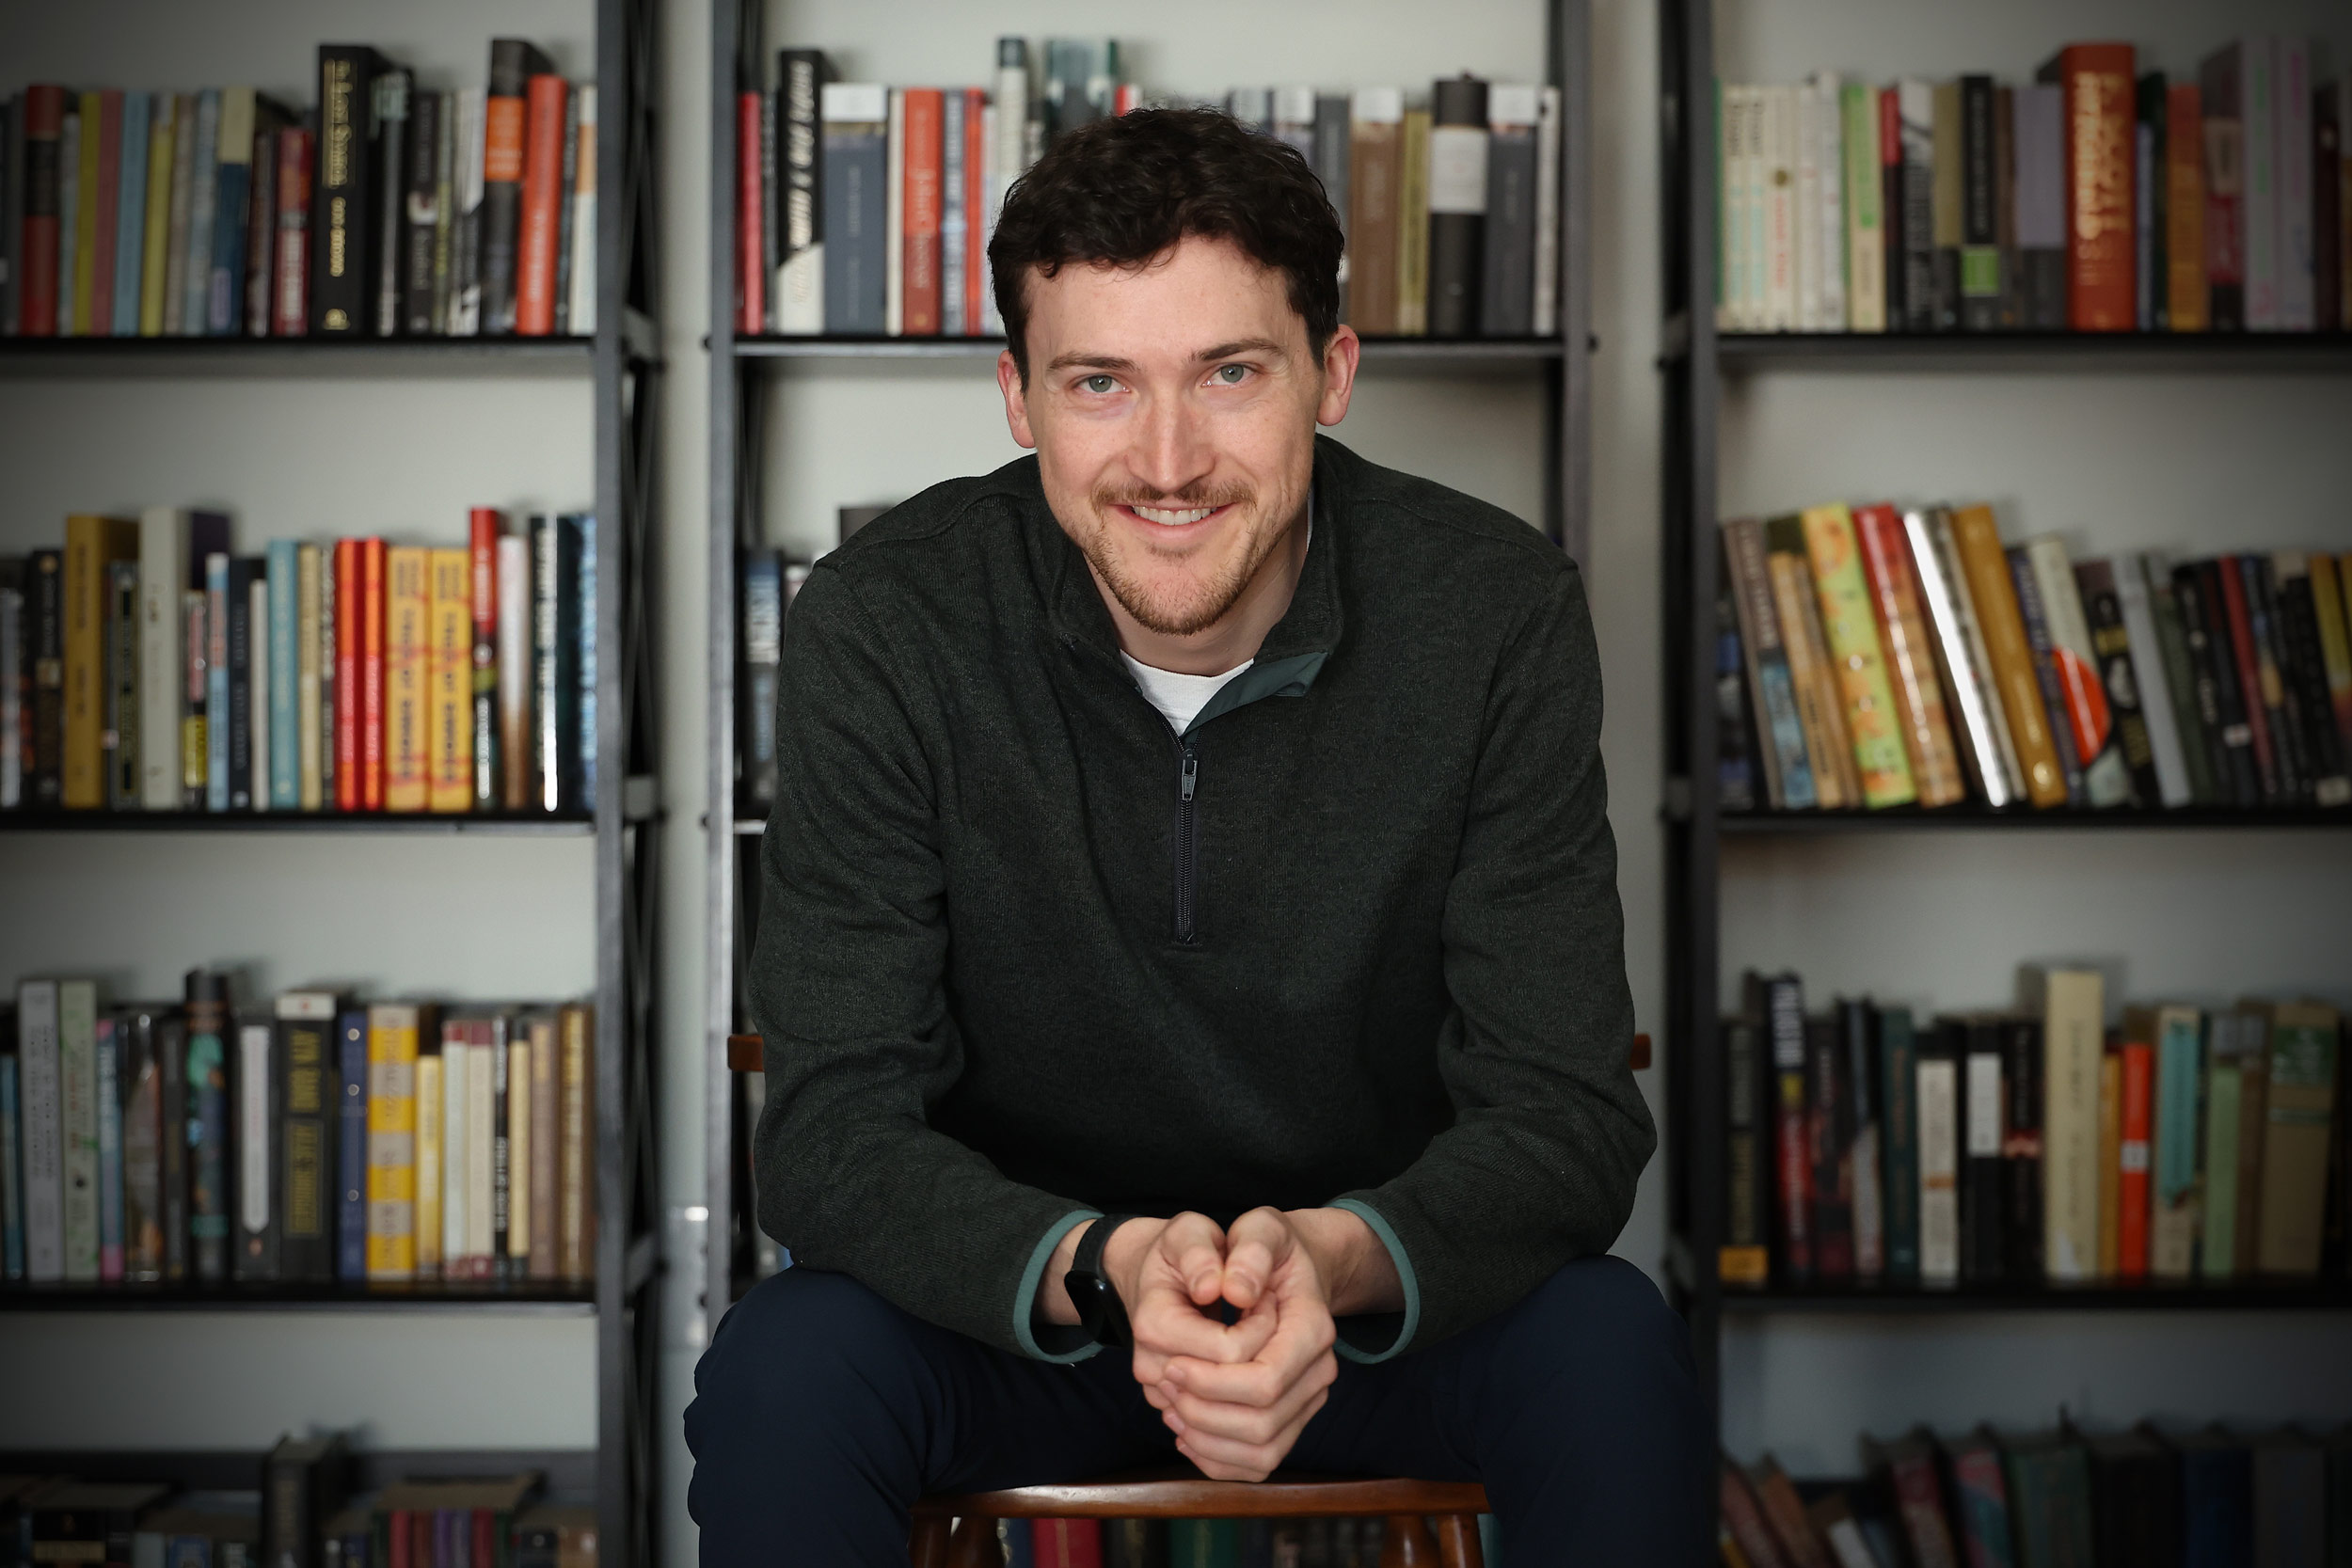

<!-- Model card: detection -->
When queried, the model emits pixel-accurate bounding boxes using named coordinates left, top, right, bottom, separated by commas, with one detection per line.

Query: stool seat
left=911, top=1469, right=1488, bottom=1566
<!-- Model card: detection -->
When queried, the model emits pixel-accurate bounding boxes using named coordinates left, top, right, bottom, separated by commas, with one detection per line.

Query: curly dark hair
left=987, top=107, right=1344, bottom=384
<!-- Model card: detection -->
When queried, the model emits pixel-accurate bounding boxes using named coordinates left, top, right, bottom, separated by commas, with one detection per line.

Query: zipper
left=1173, top=736, right=1200, bottom=943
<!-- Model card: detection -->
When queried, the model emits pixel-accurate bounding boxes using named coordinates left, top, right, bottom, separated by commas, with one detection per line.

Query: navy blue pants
left=685, top=1255, right=1709, bottom=1564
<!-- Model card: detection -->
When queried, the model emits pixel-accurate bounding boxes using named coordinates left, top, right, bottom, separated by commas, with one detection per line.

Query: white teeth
left=1130, top=505, right=1216, bottom=526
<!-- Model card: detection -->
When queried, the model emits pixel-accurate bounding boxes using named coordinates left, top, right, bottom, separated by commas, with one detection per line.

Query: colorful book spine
left=267, top=538, right=299, bottom=807
left=1802, top=503, right=1916, bottom=807
left=365, top=1003, right=421, bottom=1280
left=384, top=544, right=426, bottom=811
left=427, top=547, right=472, bottom=812
left=516, top=73, right=567, bottom=336
left=2040, top=43, right=2137, bottom=329
left=337, top=1007, right=370, bottom=1280
left=1853, top=503, right=1964, bottom=806
left=58, top=980, right=100, bottom=1282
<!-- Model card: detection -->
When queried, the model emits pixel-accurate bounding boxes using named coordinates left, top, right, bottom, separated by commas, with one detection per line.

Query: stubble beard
left=1077, top=481, right=1296, bottom=638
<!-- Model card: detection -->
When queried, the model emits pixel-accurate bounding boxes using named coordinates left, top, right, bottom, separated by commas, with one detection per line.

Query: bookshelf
left=0, top=0, right=663, bottom=1562
left=700, top=0, right=1597, bottom=1338
left=1660, top=0, right=2352, bottom=1473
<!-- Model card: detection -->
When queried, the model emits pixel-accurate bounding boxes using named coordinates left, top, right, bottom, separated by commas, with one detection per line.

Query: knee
left=1498, top=1256, right=1695, bottom=1392
left=688, top=1268, right=926, bottom=1452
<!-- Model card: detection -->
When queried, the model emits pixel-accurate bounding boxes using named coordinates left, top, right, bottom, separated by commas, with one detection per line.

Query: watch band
left=1067, top=1214, right=1137, bottom=1349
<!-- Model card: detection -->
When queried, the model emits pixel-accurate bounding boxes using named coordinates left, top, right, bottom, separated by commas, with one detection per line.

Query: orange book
left=735, top=89, right=763, bottom=334
left=1851, top=503, right=1965, bottom=807
left=898, top=88, right=944, bottom=336
left=426, top=548, right=472, bottom=812
left=2165, top=84, right=2206, bottom=330
left=2098, top=1050, right=2122, bottom=1277
left=359, top=537, right=388, bottom=811
left=961, top=89, right=988, bottom=334
left=1948, top=504, right=2067, bottom=807
left=516, top=74, right=569, bottom=337
left=2037, top=43, right=2137, bottom=331
left=2117, top=1039, right=2153, bottom=1277
left=384, top=546, right=429, bottom=811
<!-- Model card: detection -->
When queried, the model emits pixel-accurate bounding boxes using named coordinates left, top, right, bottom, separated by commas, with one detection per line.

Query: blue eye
left=1083, top=374, right=1119, bottom=394
left=1213, top=364, right=1248, bottom=384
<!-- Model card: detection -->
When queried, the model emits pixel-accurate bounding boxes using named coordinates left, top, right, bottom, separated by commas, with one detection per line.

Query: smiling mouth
left=1129, top=504, right=1220, bottom=526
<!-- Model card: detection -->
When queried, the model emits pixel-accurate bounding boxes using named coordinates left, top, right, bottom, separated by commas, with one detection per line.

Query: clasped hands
left=1047, top=1206, right=1399, bottom=1482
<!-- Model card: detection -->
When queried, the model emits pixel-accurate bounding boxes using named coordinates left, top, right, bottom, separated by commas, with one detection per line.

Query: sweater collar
left=1038, top=437, right=1346, bottom=671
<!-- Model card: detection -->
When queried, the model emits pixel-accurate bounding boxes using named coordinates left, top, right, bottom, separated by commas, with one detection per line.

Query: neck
left=1094, top=499, right=1311, bottom=676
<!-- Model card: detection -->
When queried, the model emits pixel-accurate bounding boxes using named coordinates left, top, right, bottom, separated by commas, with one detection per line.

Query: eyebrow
left=1041, top=338, right=1291, bottom=374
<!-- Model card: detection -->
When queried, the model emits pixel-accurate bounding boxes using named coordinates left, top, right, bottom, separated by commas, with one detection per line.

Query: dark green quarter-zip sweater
left=750, top=435, right=1652, bottom=1365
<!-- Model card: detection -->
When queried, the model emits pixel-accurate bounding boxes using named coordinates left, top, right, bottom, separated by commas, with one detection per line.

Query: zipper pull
left=1179, top=750, right=1198, bottom=803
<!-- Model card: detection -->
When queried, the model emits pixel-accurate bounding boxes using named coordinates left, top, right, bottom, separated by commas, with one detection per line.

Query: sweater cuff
left=1014, top=1209, right=1104, bottom=1363
left=1328, top=1198, right=1420, bottom=1364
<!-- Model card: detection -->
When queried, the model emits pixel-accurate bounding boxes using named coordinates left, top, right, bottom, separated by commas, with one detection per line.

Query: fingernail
left=1166, top=1364, right=1186, bottom=1385
left=1165, top=1413, right=1184, bottom=1434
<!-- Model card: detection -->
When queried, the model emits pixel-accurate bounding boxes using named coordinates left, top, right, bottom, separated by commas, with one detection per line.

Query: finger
left=1128, top=1282, right=1273, bottom=1366
left=1158, top=1212, right=1231, bottom=1307
left=1166, top=1353, right=1336, bottom=1445
left=1218, top=1209, right=1292, bottom=1310
left=1171, top=1386, right=1330, bottom=1481
left=1164, top=1298, right=1335, bottom=1406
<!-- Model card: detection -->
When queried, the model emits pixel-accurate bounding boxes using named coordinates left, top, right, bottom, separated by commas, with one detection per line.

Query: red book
left=359, top=536, right=389, bottom=810
left=19, top=86, right=66, bottom=337
left=470, top=1508, right=494, bottom=1568
left=961, top=88, right=988, bottom=334
left=736, top=89, right=765, bottom=334
left=2212, top=557, right=2277, bottom=800
left=2117, top=1040, right=2153, bottom=1277
left=388, top=1512, right=410, bottom=1568
left=274, top=129, right=314, bottom=337
left=1030, top=1520, right=1102, bottom=1568
left=88, top=90, right=123, bottom=337
left=1721, top=1464, right=1792, bottom=1568
left=2165, top=84, right=2206, bottom=331
left=2039, top=42, right=2137, bottom=330
left=334, top=538, right=361, bottom=810
left=468, top=508, right=502, bottom=808
left=899, top=87, right=944, bottom=336
left=515, top=73, right=569, bottom=336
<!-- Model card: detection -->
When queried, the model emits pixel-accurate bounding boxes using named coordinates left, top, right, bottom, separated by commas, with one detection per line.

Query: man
left=687, top=108, right=1706, bottom=1562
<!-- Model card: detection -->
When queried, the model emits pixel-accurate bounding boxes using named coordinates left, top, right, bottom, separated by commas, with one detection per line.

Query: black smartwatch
left=1063, top=1215, right=1137, bottom=1349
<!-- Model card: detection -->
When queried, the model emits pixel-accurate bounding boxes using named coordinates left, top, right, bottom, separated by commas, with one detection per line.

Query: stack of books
left=1, top=974, right=598, bottom=1291
left=1016, top=1517, right=1394, bottom=1566
left=1717, top=506, right=2352, bottom=815
left=1717, top=38, right=2352, bottom=333
left=1724, top=1423, right=2352, bottom=1568
left=0, top=508, right=597, bottom=816
left=0, top=38, right=595, bottom=341
left=739, top=40, right=1565, bottom=341
left=1719, top=968, right=2346, bottom=1292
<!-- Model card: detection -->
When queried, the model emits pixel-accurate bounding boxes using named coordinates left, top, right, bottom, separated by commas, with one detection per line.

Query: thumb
left=1218, top=1208, right=1291, bottom=1311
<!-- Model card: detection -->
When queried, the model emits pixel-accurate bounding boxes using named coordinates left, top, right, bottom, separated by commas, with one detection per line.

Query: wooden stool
left=910, top=1469, right=1489, bottom=1568
left=724, top=1033, right=1653, bottom=1568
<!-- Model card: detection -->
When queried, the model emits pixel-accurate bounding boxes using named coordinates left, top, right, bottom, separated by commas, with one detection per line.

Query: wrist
left=1286, top=1206, right=1400, bottom=1318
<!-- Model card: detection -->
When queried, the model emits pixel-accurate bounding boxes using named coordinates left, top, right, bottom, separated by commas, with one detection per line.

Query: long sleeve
left=1334, top=558, right=1655, bottom=1356
left=748, top=563, right=1097, bottom=1361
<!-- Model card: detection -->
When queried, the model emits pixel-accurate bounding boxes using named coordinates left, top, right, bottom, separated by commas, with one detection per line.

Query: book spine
left=19, top=982, right=64, bottom=1280
left=185, top=988, right=230, bottom=1282
left=63, top=515, right=132, bottom=808
left=331, top=539, right=358, bottom=808
left=2026, top=537, right=2129, bottom=807
left=1879, top=1007, right=1920, bottom=1280
left=516, top=74, right=567, bottom=336
left=1721, top=519, right=1815, bottom=810
left=2002, top=1015, right=2046, bottom=1280
left=1804, top=504, right=1917, bottom=807
left=579, top=516, right=596, bottom=805
left=884, top=89, right=904, bottom=336
left=136, top=94, right=175, bottom=335
left=442, top=1026, right=469, bottom=1274
left=384, top=546, right=428, bottom=810
left=1720, top=1016, right=1767, bottom=1285
left=820, top=87, right=888, bottom=333
left=311, top=50, right=376, bottom=334
left=1929, top=81, right=1963, bottom=330
left=233, top=1010, right=279, bottom=1279
left=244, top=123, right=274, bottom=336
left=1842, top=82, right=1884, bottom=330
left=2174, top=561, right=2258, bottom=805
left=775, top=53, right=826, bottom=335
left=2213, top=556, right=2280, bottom=801
left=359, top=536, right=387, bottom=809
left=451, top=88, right=485, bottom=335
left=119, top=1011, right=163, bottom=1281
left=227, top=556, right=260, bottom=809
left=1844, top=1001, right=1884, bottom=1280
left=414, top=1035, right=442, bottom=1279
left=337, top=1009, right=369, bottom=1279
left=2310, top=555, right=2352, bottom=754
left=559, top=1002, right=594, bottom=1282
left=271, top=127, right=312, bottom=336
left=2079, top=564, right=2160, bottom=808
left=530, top=1013, right=558, bottom=1278
left=366, top=1006, right=420, bottom=1280
left=137, top=512, right=186, bottom=808
left=551, top=88, right=580, bottom=334
left=506, top=1030, right=530, bottom=1275
left=1916, top=508, right=2025, bottom=805
left=372, top=72, right=408, bottom=336
left=1805, top=1012, right=1853, bottom=1279
left=2113, top=556, right=2194, bottom=807
left=532, top=516, right=559, bottom=808
left=2316, top=80, right=2342, bottom=333
left=267, top=539, right=298, bottom=807
left=2039, top=970, right=2103, bottom=1281
left=2149, top=1006, right=2204, bottom=1279
left=1962, top=1021, right=2005, bottom=1282
left=901, top=88, right=944, bottom=336
left=1534, top=86, right=1564, bottom=335
left=96, top=1018, right=121, bottom=1280
left=1767, top=533, right=1856, bottom=809
left=112, top=92, right=147, bottom=336
left=156, top=1014, right=185, bottom=1279
left=427, top=548, right=472, bottom=812
left=2242, top=557, right=2309, bottom=800
left=2166, top=84, right=2207, bottom=330
left=104, top=560, right=140, bottom=809
left=203, top=553, right=230, bottom=809
left=736, top=87, right=765, bottom=335
left=2117, top=1039, right=2153, bottom=1277
left=2146, top=562, right=2217, bottom=804
left=497, top=531, right=531, bottom=808
left=1348, top=93, right=1404, bottom=336
left=207, top=88, right=252, bottom=334
left=485, top=1021, right=507, bottom=1278
left=4, top=1053, right=25, bottom=1280
left=1896, top=80, right=1934, bottom=331
left=1760, top=86, right=1795, bottom=330
left=18, top=87, right=62, bottom=336
left=2001, top=542, right=2088, bottom=806
left=741, top=552, right=782, bottom=811
left=1427, top=78, right=1489, bottom=339
left=2254, top=1005, right=2337, bottom=1274
left=401, top=87, right=441, bottom=334
left=481, top=42, right=544, bottom=335
left=278, top=1005, right=336, bottom=1282
left=2045, top=45, right=2137, bottom=329
left=2276, top=42, right=2313, bottom=330
left=1396, top=108, right=1432, bottom=336
left=1853, top=504, right=1964, bottom=806
left=296, top=543, right=322, bottom=808
left=1479, top=91, right=1536, bottom=336
left=58, top=982, right=99, bottom=1281
left=1916, top=1028, right=1960, bottom=1284
left=470, top=511, right=502, bottom=808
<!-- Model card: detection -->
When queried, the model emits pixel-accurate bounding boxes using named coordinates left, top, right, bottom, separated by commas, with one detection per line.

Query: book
left=1806, top=1011, right=1854, bottom=1279
left=2252, top=1431, right=2326, bottom=1568
left=481, top=40, right=553, bottom=335
left=57, top=979, right=99, bottom=1282
left=2146, top=1005, right=2205, bottom=1280
left=2272, top=553, right=2351, bottom=805
left=2178, top=1428, right=2252, bottom=1565
left=264, top=1434, right=350, bottom=1568
left=1865, top=1432, right=1961, bottom=1568
left=1877, top=1005, right=1921, bottom=1281
left=2255, top=1002, right=2339, bottom=1275
left=1347, top=89, right=1404, bottom=336
left=1722, top=1461, right=1794, bottom=1568
left=1947, top=506, right=2064, bottom=807
left=1804, top=503, right=1916, bottom=807
left=1916, top=1016, right=1962, bottom=1284
left=61, top=514, right=136, bottom=808
left=1427, top=75, right=1488, bottom=338
left=469, top=511, right=503, bottom=808
left=898, top=88, right=943, bottom=337
left=558, top=1002, right=595, bottom=1281
left=2006, top=543, right=2089, bottom=807
left=1723, top=518, right=1817, bottom=811
left=104, top=559, right=140, bottom=809
left=1767, top=514, right=1858, bottom=809
left=441, top=1021, right=472, bottom=1276
left=117, top=1006, right=165, bottom=1281
left=19, top=980, right=65, bottom=1280
left=336, top=1007, right=369, bottom=1280
left=2021, top=537, right=2126, bottom=807
left=1930, top=80, right=1963, bottom=330
left=2173, top=562, right=2260, bottom=806
left=498, top=529, right=531, bottom=808
left=266, top=539, right=298, bottom=808
left=2074, top=559, right=2165, bottom=807
left=1841, top=80, right=1885, bottom=331
left=2084, top=1426, right=2180, bottom=1568
left=2214, top=556, right=2283, bottom=802
left=742, top=550, right=783, bottom=811
left=414, top=1020, right=442, bottom=1278
left=1853, top=503, right=1964, bottom=806
left=370, top=71, right=411, bottom=337
left=2002, top=1430, right=2097, bottom=1568
left=184, top=969, right=231, bottom=1282
left=774, top=52, right=830, bottom=335
left=2109, top=556, right=2194, bottom=807
left=399, top=87, right=443, bottom=334
left=821, top=84, right=887, bottom=334
left=566, top=86, right=596, bottom=335
left=1746, top=1454, right=1834, bottom=1568
left=2116, top=1036, right=2152, bottom=1276
left=273, top=990, right=339, bottom=1284
left=1750, top=972, right=1812, bottom=1281
left=883, top=89, right=904, bottom=336
left=1840, top=1000, right=1885, bottom=1279
left=1722, top=1011, right=1770, bottom=1287
left=2035, top=44, right=2137, bottom=329
left=31, top=549, right=65, bottom=805
left=1480, top=85, right=1537, bottom=336
left=1947, top=1429, right=2022, bottom=1568
left=233, top=1003, right=280, bottom=1280
left=427, top=548, right=471, bottom=812
left=532, top=515, right=583, bottom=813
left=450, top=89, right=486, bottom=335
left=366, top=1001, right=426, bottom=1280
left=528, top=1009, right=559, bottom=1279
left=384, top=546, right=429, bottom=811
left=310, top=48, right=389, bottom=334
left=516, top=72, right=568, bottom=336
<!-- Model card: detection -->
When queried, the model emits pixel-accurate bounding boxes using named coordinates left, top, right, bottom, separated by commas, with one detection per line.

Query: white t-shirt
left=1120, top=652, right=1252, bottom=735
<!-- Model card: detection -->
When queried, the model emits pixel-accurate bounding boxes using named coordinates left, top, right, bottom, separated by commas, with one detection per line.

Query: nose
left=1126, top=385, right=1214, bottom=499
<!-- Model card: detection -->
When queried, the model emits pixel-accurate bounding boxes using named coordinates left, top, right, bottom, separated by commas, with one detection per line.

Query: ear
left=997, top=350, right=1037, bottom=450
left=1315, top=325, right=1361, bottom=427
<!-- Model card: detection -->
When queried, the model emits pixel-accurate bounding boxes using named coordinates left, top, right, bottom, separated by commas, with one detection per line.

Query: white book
left=238, top=1017, right=272, bottom=1256
left=296, top=543, right=323, bottom=810
left=2117, top=554, right=2192, bottom=807
left=2277, top=40, right=2312, bottom=330
left=1814, top=71, right=1846, bottom=331
left=1723, top=86, right=1753, bottom=331
left=884, top=88, right=906, bottom=337
left=59, top=979, right=100, bottom=1281
left=569, top=86, right=598, bottom=336
left=1532, top=86, right=1562, bottom=337
left=138, top=508, right=187, bottom=808
left=2024, top=536, right=2130, bottom=807
left=468, top=1030, right=496, bottom=1270
left=19, top=981, right=66, bottom=1281
left=1917, top=1053, right=1959, bottom=1283
left=443, top=1033, right=470, bottom=1274
left=248, top=576, right=270, bottom=811
left=497, top=532, right=531, bottom=804
left=1740, top=87, right=1769, bottom=328
left=452, top=89, right=486, bottom=336
left=1905, top=509, right=2018, bottom=809
left=1793, top=81, right=1821, bottom=331
left=2034, top=968, right=2106, bottom=1281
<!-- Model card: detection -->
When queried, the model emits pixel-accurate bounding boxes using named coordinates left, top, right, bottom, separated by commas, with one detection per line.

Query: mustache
left=1092, top=483, right=1254, bottom=514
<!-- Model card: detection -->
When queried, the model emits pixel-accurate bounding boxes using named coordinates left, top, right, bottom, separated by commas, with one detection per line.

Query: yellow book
left=1801, top=502, right=1917, bottom=808
left=1394, top=109, right=1432, bottom=336
left=385, top=546, right=430, bottom=811
left=366, top=1003, right=422, bottom=1281
left=560, top=1003, right=596, bottom=1283
left=62, top=515, right=138, bottom=808
left=507, top=1036, right=532, bottom=1263
left=75, top=91, right=103, bottom=336
left=415, top=1047, right=444, bottom=1279
left=1950, top=503, right=2068, bottom=808
left=427, top=548, right=473, bottom=812
left=139, top=95, right=179, bottom=335
left=1765, top=518, right=1858, bottom=809
left=2031, top=967, right=2106, bottom=1283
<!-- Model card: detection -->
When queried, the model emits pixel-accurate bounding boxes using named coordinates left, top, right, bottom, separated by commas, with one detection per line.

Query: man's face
left=997, top=236, right=1357, bottom=639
